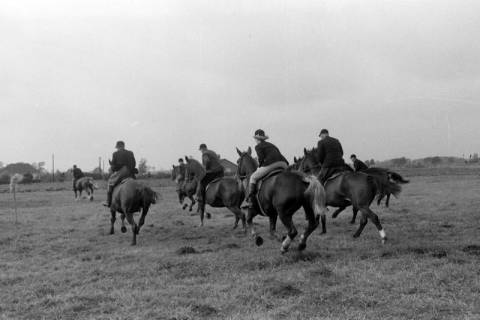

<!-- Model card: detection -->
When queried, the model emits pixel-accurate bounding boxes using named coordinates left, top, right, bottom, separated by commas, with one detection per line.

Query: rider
left=246, top=129, right=289, bottom=208
left=317, top=129, right=347, bottom=184
left=72, top=164, right=85, bottom=193
left=103, top=141, right=137, bottom=207
left=350, top=154, right=368, bottom=172
left=196, top=144, right=224, bottom=203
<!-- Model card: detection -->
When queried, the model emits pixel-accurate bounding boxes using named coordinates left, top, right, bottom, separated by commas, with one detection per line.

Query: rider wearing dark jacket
left=72, top=165, right=85, bottom=191
left=103, top=141, right=137, bottom=207
left=317, top=129, right=347, bottom=184
left=351, top=154, right=368, bottom=172
left=196, top=144, right=224, bottom=203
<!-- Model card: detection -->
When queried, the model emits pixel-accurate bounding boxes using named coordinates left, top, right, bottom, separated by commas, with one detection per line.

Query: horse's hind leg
left=89, top=187, right=94, bottom=201
left=377, top=194, right=384, bottom=206
left=353, top=210, right=368, bottom=239
left=364, top=207, right=387, bottom=244
left=125, top=213, right=139, bottom=246
left=351, top=207, right=359, bottom=224
left=109, top=210, right=116, bottom=235
left=278, top=207, right=298, bottom=253
left=138, top=206, right=149, bottom=233
left=385, top=194, right=391, bottom=208
left=298, top=205, right=320, bottom=251
left=332, top=207, right=346, bottom=219
left=189, top=196, right=196, bottom=212
left=227, top=206, right=246, bottom=234
left=120, top=214, right=127, bottom=233
left=269, top=214, right=278, bottom=240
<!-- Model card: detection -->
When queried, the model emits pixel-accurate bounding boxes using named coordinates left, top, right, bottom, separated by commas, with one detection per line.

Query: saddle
left=254, top=169, right=285, bottom=216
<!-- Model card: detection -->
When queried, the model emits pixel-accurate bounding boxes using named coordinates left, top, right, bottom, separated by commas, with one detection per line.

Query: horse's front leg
left=109, top=209, right=116, bottom=234
left=298, top=207, right=320, bottom=251
left=331, top=206, right=346, bottom=219
left=247, top=208, right=263, bottom=246
left=351, top=207, right=359, bottom=224
left=189, top=196, right=195, bottom=212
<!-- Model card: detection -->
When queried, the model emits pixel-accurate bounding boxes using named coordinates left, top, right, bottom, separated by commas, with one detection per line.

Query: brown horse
left=109, top=178, right=158, bottom=245
left=236, top=147, right=327, bottom=253
left=74, top=177, right=98, bottom=201
left=299, top=148, right=402, bottom=243
left=184, top=157, right=246, bottom=232
left=171, top=165, right=197, bottom=212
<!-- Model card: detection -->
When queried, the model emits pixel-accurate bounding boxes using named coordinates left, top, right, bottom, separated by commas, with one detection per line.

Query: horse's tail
left=145, top=187, right=158, bottom=204
left=368, top=173, right=402, bottom=199
left=388, top=171, right=409, bottom=184
left=303, top=175, right=327, bottom=219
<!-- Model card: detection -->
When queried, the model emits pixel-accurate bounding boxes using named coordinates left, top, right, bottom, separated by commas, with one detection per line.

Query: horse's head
left=299, top=147, right=321, bottom=175
left=235, top=147, right=258, bottom=179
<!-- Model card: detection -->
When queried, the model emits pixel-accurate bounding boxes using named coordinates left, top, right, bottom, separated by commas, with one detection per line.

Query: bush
left=0, top=174, right=10, bottom=185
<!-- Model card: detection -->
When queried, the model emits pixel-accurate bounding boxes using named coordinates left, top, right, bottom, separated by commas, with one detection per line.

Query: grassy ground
left=0, top=173, right=479, bottom=320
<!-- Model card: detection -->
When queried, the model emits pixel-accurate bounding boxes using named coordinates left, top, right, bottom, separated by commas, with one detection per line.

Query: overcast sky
left=2, top=0, right=480, bottom=171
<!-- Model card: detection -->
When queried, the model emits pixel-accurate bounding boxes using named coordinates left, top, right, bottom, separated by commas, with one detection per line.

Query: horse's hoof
left=206, top=213, right=212, bottom=219
left=281, top=247, right=289, bottom=254
left=353, top=234, right=360, bottom=238
left=298, top=243, right=307, bottom=251
left=121, top=226, right=127, bottom=233
left=232, top=225, right=238, bottom=230
left=381, top=237, right=388, bottom=245
left=109, top=231, right=114, bottom=235
left=255, top=236, right=264, bottom=246
left=281, top=235, right=287, bottom=241
left=131, top=242, right=136, bottom=246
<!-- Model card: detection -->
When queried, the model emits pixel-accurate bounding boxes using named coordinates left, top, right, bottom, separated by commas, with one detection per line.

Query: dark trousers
left=319, top=166, right=344, bottom=184
left=106, top=166, right=133, bottom=205
left=196, top=170, right=224, bottom=200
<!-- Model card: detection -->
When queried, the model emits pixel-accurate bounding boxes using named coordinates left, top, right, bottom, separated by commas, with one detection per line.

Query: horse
left=236, top=147, right=327, bottom=253
left=74, top=177, right=98, bottom=201
left=171, top=165, right=197, bottom=212
left=109, top=178, right=158, bottom=245
left=363, top=168, right=409, bottom=207
left=299, top=148, right=402, bottom=243
left=184, top=156, right=246, bottom=232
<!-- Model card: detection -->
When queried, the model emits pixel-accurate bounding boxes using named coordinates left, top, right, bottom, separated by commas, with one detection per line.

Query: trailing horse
left=171, top=165, right=197, bottom=212
left=184, top=157, right=246, bottom=232
left=109, top=179, right=158, bottom=245
left=236, top=147, right=327, bottom=253
left=299, top=148, right=403, bottom=243
left=74, top=177, right=98, bottom=201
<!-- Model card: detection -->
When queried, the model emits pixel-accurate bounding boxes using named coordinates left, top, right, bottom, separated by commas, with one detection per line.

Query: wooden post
left=52, top=154, right=55, bottom=182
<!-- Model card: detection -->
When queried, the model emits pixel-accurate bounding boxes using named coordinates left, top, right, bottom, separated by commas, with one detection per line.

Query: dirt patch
left=218, top=243, right=240, bottom=250
left=431, top=250, right=447, bottom=258
left=176, top=246, right=197, bottom=255
left=265, top=282, right=302, bottom=298
left=191, top=304, right=218, bottom=318
left=463, top=245, right=480, bottom=256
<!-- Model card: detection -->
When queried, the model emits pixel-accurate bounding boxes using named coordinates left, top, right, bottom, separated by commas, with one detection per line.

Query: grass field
left=1, top=172, right=480, bottom=320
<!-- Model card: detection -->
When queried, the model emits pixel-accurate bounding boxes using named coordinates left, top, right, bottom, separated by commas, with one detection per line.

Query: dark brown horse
left=236, top=147, right=327, bottom=253
left=74, top=177, right=98, bottom=201
left=109, top=179, right=158, bottom=245
left=299, top=148, right=402, bottom=243
left=171, top=165, right=197, bottom=212
left=184, top=157, right=246, bottom=232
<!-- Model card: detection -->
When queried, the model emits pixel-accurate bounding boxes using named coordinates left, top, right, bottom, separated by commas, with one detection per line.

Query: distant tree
left=473, top=153, right=479, bottom=163
left=370, top=159, right=375, bottom=166
left=138, top=158, right=148, bottom=176
left=0, top=161, right=3, bottom=169
left=22, top=172, right=34, bottom=184
left=0, top=174, right=10, bottom=185
left=391, top=157, right=408, bottom=167
left=431, top=156, right=442, bottom=166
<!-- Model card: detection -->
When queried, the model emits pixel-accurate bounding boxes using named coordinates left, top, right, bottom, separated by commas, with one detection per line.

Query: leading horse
left=298, top=148, right=402, bottom=243
left=236, top=147, right=327, bottom=253
left=184, top=156, right=246, bottom=232
left=109, top=179, right=158, bottom=245
left=74, top=177, right=98, bottom=201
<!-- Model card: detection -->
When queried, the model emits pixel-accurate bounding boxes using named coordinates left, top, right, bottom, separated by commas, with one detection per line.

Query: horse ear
left=304, top=148, right=308, bottom=156
left=236, top=147, right=242, bottom=157
left=247, top=146, right=252, bottom=155
left=294, top=156, right=297, bottom=162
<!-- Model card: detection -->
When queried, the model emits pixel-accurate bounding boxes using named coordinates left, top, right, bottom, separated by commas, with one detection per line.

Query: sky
left=1, top=0, right=480, bottom=171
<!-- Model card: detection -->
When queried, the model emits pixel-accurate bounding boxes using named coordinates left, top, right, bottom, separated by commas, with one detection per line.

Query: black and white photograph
left=1, top=0, right=479, bottom=319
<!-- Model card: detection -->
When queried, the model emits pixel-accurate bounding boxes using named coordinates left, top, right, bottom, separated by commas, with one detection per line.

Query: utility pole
left=98, top=157, right=102, bottom=174
left=52, top=154, right=55, bottom=183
